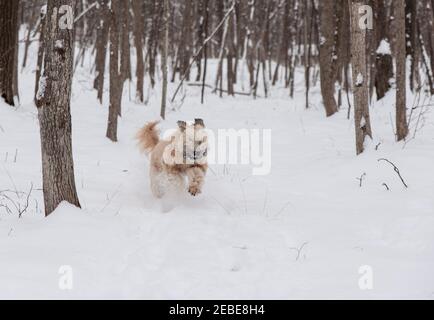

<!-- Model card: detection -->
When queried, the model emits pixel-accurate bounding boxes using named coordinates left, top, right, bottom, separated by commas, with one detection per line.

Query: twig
left=289, top=242, right=309, bottom=261
left=356, top=173, right=366, bottom=187
left=378, top=158, right=408, bottom=188
left=19, top=183, right=33, bottom=218
left=375, top=142, right=381, bottom=150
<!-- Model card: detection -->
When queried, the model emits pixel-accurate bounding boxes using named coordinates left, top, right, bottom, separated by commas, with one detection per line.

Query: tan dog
left=136, top=119, right=208, bottom=199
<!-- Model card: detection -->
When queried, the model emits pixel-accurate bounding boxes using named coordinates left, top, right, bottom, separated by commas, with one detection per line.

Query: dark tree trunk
left=375, top=0, right=393, bottom=100
left=120, top=0, right=131, bottom=82
left=106, top=0, right=123, bottom=142
left=160, top=0, right=169, bottom=120
left=0, top=0, right=19, bottom=106
left=35, top=0, right=81, bottom=216
left=318, top=0, right=338, bottom=117
left=94, top=0, right=110, bottom=104
left=132, top=0, right=145, bottom=103
left=405, top=0, right=418, bottom=92
left=396, top=0, right=409, bottom=141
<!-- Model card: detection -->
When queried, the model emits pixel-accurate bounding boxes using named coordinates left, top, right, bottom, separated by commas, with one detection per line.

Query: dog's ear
left=177, top=121, right=187, bottom=132
left=195, top=118, right=205, bottom=127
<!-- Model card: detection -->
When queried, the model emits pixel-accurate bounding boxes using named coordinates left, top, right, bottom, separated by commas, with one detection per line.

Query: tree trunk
left=201, top=0, right=209, bottom=104
left=93, top=0, right=109, bottom=104
left=106, top=0, right=123, bottom=142
left=405, top=0, right=418, bottom=92
left=0, top=0, right=19, bottom=106
left=318, top=0, right=338, bottom=117
left=35, top=9, right=46, bottom=105
left=132, top=0, right=145, bottom=103
left=350, top=0, right=373, bottom=155
left=395, top=0, right=409, bottom=141
left=35, top=0, right=81, bottom=216
left=375, top=0, right=393, bottom=100
left=120, top=0, right=131, bottom=82
left=160, top=0, right=169, bottom=120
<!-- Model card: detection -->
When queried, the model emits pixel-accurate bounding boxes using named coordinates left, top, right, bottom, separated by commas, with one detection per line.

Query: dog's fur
left=136, top=120, right=208, bottom=198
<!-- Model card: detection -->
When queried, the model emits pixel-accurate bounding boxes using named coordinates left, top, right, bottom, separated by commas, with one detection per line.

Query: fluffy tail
left=136, top=121, right=160, bottom=154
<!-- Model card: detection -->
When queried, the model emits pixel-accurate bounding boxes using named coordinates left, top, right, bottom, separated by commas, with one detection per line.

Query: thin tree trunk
left=318, top=0, right=338, bottom=117
left=132, top=0, right=145, bottom=103
left=350, top=0, right=373, bottom=155
left=0, top=0, right=19, bottom=106
left=201, top=0, right=209, bottom=104
left=106, top=0, right=123, bottom=142
left=35, top=9, right=46, bottom=105
left=395, top=0, right=409, bottom=141
left=120, top=0, right=131, bottom=82
left=160, top=0, right=169, bottom=119
left=93, top=0, right=109, bottom=104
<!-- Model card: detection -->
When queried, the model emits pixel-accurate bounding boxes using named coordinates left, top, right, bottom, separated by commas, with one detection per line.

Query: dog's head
left=164, top=119, right=208, bottom=165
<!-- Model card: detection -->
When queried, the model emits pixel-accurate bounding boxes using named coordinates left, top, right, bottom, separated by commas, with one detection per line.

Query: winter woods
left=1, top=0, right=434, bottom=215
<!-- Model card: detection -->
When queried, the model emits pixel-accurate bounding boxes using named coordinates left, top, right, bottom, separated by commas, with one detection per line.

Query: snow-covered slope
left=0, top=40, right=433, bottom=300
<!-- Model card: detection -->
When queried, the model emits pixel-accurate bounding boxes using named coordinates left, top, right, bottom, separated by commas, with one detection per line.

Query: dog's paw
left=188, top=186, right=201, bottom=196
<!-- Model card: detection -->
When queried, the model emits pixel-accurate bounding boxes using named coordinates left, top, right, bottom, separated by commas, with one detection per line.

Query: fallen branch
left=378, top=158, right=408, bottom=188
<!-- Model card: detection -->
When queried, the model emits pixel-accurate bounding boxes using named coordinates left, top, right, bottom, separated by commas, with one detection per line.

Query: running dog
left=136, top=119, right=208, bottom=198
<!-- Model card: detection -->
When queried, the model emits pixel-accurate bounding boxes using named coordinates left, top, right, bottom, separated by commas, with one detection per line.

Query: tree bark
left=106, top=0, right=123, bottom=142
left=395, top=0, right=409, bottom=141
left=93, top=0, right=109, bottom=104
left=132, top=0, right=145, bottom=103
left=0, top=0, right=19, bottom=106
left=160, top=0, right=169, bottom=120
left=350, top=0, right=373, bottom=155
left=35, top=8, right=46, bottom=105
left=374, top=0, right=393, bottom=100
left=36, top=0, right=81, bottom=216
left=318, top=0, right=338, bottom=117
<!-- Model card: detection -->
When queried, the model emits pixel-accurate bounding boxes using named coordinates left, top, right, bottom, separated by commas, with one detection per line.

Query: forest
left=0, top=0, right=433, bottom=300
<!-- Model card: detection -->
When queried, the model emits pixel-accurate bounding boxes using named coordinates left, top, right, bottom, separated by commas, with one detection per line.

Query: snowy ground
left=0, top=40, right=433, bottom=300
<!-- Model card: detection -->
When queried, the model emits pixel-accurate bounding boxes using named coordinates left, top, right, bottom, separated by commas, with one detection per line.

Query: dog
left=136, top=119, right=208, bottom=199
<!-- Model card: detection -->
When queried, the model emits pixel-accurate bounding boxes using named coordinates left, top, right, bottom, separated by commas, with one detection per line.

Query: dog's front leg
left=186, top=166, right=206, bottom=196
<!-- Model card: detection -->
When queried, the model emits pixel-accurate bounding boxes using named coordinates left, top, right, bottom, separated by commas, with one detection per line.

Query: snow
left=36, top=76, right=47, bottom=101
left=376, top=39, right=391, bottom=55
left=0, top=32, right=434, bottom=300
left=55, top=40, right=64, bottom=49
left=356, top=73, right=364, bottom=86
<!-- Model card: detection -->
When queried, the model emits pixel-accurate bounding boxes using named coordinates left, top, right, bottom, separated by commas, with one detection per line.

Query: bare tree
left=350, top=0, right=373, bottom=154
left=395, top=0, right=409, bottom=141
left=374, top=0, right=393, bottom=100
left=160, top=0, right=169, bottom=120
left=106, top=0, right=123, bottom=142
left=132, top=0, right=145, bottom=103
left=35, top=0, right=81, bottom=216
left=93, top=0, right=110, bottom=104
left=0, top=0, right=19, bottom=106
left=318, top=0, right=338, bottom=117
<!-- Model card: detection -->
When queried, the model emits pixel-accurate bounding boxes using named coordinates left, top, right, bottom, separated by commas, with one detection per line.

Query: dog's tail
left=136, top=121, right=160, bottom=154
